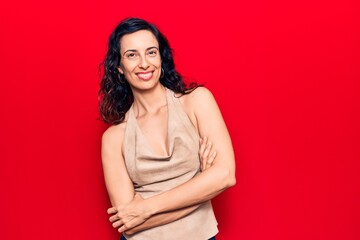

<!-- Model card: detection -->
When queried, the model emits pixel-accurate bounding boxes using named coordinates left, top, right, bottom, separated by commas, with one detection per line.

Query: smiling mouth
left=136, top=71, right=153, bottom=81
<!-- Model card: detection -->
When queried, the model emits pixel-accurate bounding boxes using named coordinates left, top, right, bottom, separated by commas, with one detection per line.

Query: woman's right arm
left=101, top=124, right=134, bottom=207
left=102, top=125, right=216, bottom=235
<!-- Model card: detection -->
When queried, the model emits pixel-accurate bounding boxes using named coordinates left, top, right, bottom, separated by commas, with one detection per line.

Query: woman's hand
left=108, top=193, right=152, bottom=233
left=199, top=136, right=217, bottom=172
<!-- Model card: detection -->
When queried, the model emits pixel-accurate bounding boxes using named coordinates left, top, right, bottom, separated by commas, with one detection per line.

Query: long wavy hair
left=99, top=17, right=200, bottom=125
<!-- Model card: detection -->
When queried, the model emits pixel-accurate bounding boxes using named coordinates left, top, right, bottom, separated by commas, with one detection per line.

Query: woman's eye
left=148, top=50, right=157, bottom=56
left=126, top=53, right=138, bottom=59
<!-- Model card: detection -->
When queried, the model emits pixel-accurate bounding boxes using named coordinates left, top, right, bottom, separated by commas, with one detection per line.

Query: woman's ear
left=117, top=66, right=124, bottom=74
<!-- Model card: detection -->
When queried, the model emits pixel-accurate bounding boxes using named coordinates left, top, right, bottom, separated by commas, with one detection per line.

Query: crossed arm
left=101, top=87, right=236, bottom=235
left=103, top=131, right=217, bottom=235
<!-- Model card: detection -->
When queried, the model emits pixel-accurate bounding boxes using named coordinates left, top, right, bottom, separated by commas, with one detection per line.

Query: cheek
left=121, top=62, right=137, bottom=73
left=152, top=56, right=162, bottom=67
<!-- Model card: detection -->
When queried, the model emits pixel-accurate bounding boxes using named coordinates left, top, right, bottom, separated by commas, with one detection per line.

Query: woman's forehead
left=120, top=30, right=159, bottom=51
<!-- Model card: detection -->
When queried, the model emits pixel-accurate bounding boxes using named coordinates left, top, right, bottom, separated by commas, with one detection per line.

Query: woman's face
left=118, top=30, right=162, bottom=91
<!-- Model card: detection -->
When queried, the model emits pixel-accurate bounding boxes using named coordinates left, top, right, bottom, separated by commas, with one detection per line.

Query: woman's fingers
left=205, top=151, right=217, bottom=169
left=202, top=141, right=212, bottom=159
left=199, top=136, right=207, bottom=156
left=108, top=194, right=150, bottom=233
left=109, top=213, right=120, bottom=223
left=118, top=216, right=142, bottom=233
left=203, top=150, right=216, bottom=171
left=199, top=137, right=217, bottom=171
left=201, top=142, right=211, bottom=170
left=112, top=219, right=123, bottom=228
left=107, top=207, right=117, bottom=215
left=199, top=137, right=206, bottom=170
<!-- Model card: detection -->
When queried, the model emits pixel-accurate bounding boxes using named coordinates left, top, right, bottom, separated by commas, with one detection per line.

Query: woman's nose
left=138, top=56, right=150, bottom=69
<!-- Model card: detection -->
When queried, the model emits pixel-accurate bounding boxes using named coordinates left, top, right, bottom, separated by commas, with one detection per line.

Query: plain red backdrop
left=0, top=0, right=359, bottom=239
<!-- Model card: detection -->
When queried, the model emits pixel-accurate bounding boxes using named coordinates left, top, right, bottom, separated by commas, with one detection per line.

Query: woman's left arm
left=112, top=87, right=236, bottom=233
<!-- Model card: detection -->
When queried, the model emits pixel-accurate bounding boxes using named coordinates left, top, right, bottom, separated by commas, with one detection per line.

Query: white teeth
left=137, top=72, right=152, bottom=80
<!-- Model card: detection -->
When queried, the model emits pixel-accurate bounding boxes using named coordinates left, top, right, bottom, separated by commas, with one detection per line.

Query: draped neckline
left=129, top=88, right=174, bottom=159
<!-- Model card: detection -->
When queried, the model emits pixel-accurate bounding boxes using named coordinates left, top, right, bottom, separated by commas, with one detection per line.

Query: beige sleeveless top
left=122, top=88, right=218, bottom=240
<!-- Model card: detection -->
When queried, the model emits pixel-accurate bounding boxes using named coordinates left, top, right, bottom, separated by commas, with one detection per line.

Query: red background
left=1, top=0, right=359, bottom=239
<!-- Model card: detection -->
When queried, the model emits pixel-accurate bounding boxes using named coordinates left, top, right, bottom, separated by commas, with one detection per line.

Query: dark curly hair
left=99, top=17, right=201, bottom=125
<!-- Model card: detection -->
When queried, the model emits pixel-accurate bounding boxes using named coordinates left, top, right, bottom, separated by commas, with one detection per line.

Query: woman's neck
left=132, top=85, right=167, bottom=117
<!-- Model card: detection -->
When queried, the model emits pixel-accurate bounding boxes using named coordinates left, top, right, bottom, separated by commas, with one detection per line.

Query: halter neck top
left=122, top=88, right=218, bottom=240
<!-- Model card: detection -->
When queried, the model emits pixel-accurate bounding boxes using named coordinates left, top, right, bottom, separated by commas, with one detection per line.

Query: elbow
left=225, top=175, right=236, bottom=188
left=220, top=168, right=236, bottom=189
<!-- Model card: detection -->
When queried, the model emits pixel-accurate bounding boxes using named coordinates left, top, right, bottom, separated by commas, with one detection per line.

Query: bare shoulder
left=178, top=87, right=218, bottom=132
left=180, top=87, right=218, bottom=115
left=101, top=117, right=128, bottom=149
left=182, top=86, right=213, bottom=101
left=101, top=121, right=127, bottom=166
left=102, top=122, right=125, bottom=141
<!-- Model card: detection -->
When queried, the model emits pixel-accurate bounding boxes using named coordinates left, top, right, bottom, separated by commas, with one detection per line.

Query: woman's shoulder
left=180, top=86, right=216, bottom=109
left=177, top=87, right=217, bottom=130
left=101, top=114, right=129, bottom=146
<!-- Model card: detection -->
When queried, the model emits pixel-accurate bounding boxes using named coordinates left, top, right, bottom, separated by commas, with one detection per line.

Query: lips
left=136, top=71, right=153, bottom=81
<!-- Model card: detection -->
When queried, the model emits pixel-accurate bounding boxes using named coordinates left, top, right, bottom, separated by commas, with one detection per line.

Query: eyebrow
left=123, top=46, right=159, bottom=56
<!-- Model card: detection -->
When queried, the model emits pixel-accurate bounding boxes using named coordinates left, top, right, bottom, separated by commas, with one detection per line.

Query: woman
left=99, top=18, right=236, bottom=240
